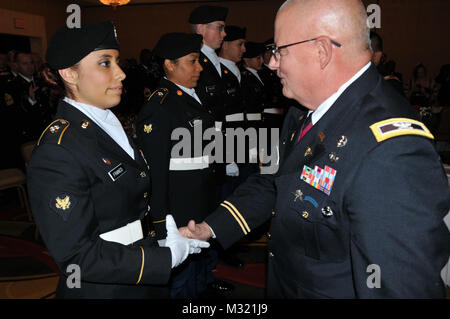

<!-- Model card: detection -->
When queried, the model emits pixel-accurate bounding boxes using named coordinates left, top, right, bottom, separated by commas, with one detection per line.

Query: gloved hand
left=249, top=147, right=258, bottom=163
left=161, top=214, right=210, bottom=268
left=226, top=162, right=239, bottom=177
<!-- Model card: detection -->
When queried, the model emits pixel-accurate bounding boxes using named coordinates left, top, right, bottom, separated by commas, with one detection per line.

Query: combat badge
left=50, top=194, right=77, bottom=221
left=370, top=118, right=433, bottom=142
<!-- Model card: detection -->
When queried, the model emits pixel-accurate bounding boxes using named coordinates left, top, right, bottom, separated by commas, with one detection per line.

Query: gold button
left=302, top=211, right=309, bottom=219
left=271, top=210, right=276, bottom=217
left=140, top=171, right=146, bottom=178
left=267, top=232, right=271, bottom=239
left=269, top=251, right=275, bottom=258
left=143, top=192, right=148, bottom=198
left=149, top=230, right=156, bottom=237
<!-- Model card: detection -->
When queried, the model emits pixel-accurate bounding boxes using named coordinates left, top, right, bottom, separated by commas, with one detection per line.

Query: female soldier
left=27, top=21, right=208, bottom=299
left=136, top=33, right=216, bottom=298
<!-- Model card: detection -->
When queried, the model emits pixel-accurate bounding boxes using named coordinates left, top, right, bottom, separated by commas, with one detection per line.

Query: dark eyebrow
left=98, top=54, right=120, bottom=61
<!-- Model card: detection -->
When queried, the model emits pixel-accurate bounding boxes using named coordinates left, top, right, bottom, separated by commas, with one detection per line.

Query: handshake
left=158, top=214, right=213, bottom=268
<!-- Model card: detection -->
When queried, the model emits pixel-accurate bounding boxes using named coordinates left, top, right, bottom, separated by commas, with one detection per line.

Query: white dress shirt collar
left=311, top=62, right=371, bottom=125
left=63, top=97, right=135, bottom=159
left=219, top=57, right=241, bottom=83
left=201, top=44, right=221, bottom=76
left=174, top=82, right=202, bottom=105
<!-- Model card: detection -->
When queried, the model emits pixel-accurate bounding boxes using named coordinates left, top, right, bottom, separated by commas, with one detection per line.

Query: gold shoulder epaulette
left=147, top=88, right=169, bottom=104
left=37, top=119, right=70, bottom=146
left=369, top=117, right=434, bottom=142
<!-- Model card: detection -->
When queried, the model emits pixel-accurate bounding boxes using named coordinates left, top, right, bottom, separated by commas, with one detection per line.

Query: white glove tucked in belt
left=159, top=214, right=210, bottom=268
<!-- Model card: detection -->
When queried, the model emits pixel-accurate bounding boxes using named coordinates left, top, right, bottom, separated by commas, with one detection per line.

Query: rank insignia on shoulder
left=144, top=124, right=152, bottom=134
left=370, top=118, right=434, bottom=142
left=38, top=119, right=70, bottom=146
left=50, top=194, right=76, bottom=221
left=147, top=88, right=169, bottom=104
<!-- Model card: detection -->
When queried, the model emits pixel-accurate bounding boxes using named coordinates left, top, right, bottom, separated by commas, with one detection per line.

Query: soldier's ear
left=164, top=59, right=176, bottom=73
left=58, top=67, right=78, bottom=86
left=315, top=36, right=333, bottom=70
left=196, top=24, right=206, bottom=36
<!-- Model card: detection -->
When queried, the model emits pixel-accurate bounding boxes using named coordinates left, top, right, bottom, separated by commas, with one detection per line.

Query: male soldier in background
left=189, top=4, right=238, bottom=294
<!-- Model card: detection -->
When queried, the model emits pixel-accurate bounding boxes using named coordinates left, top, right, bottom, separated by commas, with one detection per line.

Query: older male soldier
left=181, top=0, right=450, bottom=298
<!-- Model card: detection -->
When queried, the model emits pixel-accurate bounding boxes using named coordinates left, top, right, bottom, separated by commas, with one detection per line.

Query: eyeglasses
left=207, top=23, right=225, bottom=32
left=270, top=37, right=342, bottom=61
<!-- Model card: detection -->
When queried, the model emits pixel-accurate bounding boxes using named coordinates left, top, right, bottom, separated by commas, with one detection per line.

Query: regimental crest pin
left=81, top=120, right=90, bottom=129
left=49, top=125, right=60, bottom=134
left=318, top=132, right=325, bottom=142
left=304, top=146, right=312, bottom=157
left=337, top=135, right=348, bottom=147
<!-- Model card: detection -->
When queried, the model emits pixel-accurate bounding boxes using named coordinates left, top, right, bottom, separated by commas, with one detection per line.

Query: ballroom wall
left=0, top=0, right=449, bottom=84
left=82, top=0, right=283, bottom=62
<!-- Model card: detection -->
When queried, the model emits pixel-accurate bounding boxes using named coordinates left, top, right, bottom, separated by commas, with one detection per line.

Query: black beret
left=153, top=33, right=203, bottom=60
left=224, top=26, right=246, bottom=42
left=46, top=21, right=119, bottom=70
left=243, top=42, right=265, bottom=59
left=189, top=5, right=228, bottom=24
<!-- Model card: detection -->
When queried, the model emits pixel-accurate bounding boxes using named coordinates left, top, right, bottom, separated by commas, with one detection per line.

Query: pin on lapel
left=318, top=132, right=325, bottom=142
left=328, top=152, right=339, bottom=163
left=321, top=206, right=334, bottom=217
left=102, top=158, right=111, bottom=165
left=81, top=120, right=90, bottom=129
left=290, top=131, right=296, bottom=142
left=337, top=135, right=348, bottom=147
left=304, top=146, right=312, bottom=157
left=144, top=124, right=152, bottom=134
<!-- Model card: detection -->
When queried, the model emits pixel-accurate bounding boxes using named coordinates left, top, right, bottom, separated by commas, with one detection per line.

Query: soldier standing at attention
left=27, top=21, right=209, bottom=299
left=136, top=32, right=216, bottom=299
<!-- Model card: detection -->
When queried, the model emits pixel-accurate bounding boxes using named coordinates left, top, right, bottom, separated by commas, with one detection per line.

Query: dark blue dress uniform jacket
left=136, top=79, right=217, bottom=239
left=205, top=64, right=450, bottom=298
left=27, top=100, right=172, bottom=298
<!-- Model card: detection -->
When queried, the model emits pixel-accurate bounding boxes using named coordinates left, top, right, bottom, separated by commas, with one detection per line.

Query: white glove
left=249, top=147, right=258, bottom=163
left=162, top=214, right=210, bottom=268
left=226, top=162, right=239, bottom=177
